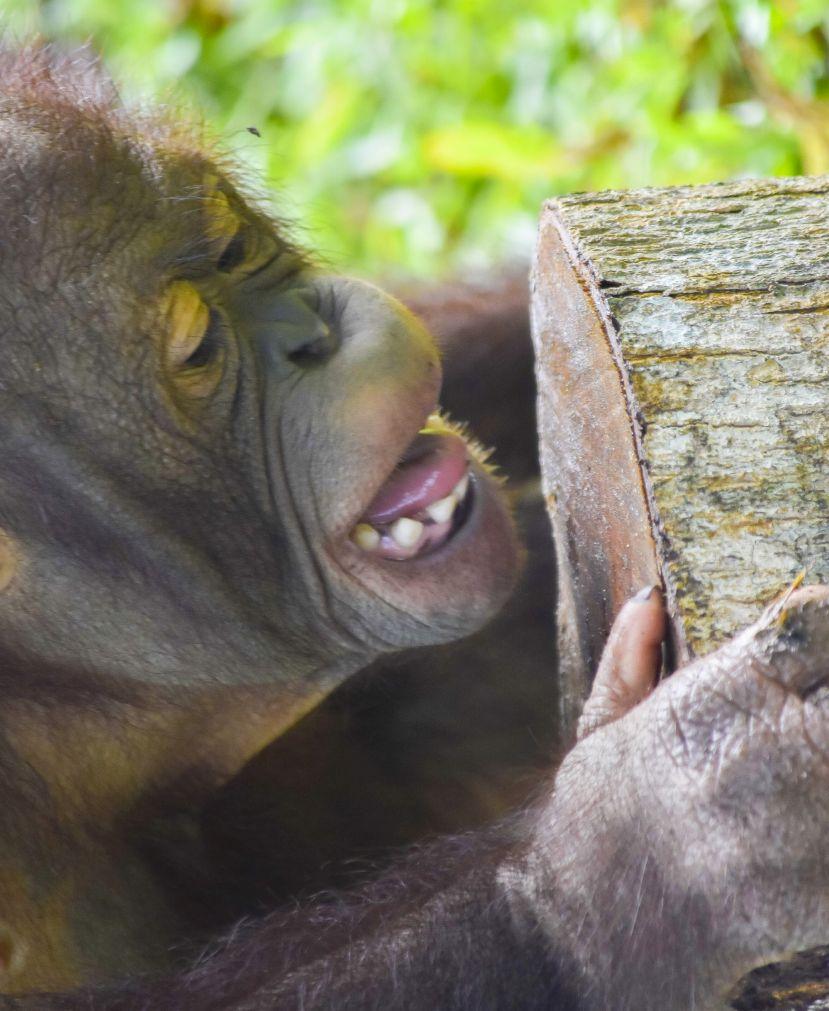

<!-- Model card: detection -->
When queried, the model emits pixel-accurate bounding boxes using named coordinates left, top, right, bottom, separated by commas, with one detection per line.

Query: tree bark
left=532, top=175, right=829, bottom=742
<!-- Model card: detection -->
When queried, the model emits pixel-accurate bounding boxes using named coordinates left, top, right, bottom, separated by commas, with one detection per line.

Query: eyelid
left=204, top=187, right=239, bottom=245
left=239, top=248, right=307, bottom=289
left=164, top=281, right=211, bottom=368
left=217, top=229, right=246, bottom=272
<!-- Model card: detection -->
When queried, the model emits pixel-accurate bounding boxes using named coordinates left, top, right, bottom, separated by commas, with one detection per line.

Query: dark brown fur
left=3, top=44, right=828, bottom=1011
left=0, top=43, right=550, bottom=1001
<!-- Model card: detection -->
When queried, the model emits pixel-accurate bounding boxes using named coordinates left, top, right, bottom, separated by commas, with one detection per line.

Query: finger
left=577, top=585, right=667, bottom=740
left=596, top=585, right=666, bottom=697
left=647, top=585, right=829, bottom=719
left=785, top=584, right=829, bottom=606
left=751, top=584, right=829, bottom=698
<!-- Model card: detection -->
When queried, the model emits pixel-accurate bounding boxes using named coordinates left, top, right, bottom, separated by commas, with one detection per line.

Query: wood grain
left=533, top=175, right=829, bottom=721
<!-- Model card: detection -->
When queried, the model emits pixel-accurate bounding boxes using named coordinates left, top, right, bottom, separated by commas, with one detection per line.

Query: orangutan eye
left=203, top=182, right=244, bottom=274
left=165, top=281, right=212, bottom=368
left=217, top=229, right=246, bottom=273
left=161, top=281, right=226, bottom=402
left=182, top=309, right=223, bottom=367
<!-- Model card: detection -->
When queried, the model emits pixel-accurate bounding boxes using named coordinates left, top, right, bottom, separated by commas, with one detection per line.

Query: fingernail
left=633, top=584, right=660, bottom=602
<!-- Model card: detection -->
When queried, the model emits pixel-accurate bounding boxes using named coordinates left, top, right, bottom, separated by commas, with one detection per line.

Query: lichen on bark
left=534, top=175, right=829, bottom=671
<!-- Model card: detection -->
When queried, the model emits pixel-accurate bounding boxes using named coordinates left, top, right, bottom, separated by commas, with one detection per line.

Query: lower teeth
left=353, top=524, right=381, bottom=551
left=389, top=516, right=423, bottom=549
left=352, top=469, right=471, bottom=558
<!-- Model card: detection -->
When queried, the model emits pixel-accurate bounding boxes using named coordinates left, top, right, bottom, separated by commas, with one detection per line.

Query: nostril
left=287, top=323, right=336, bottom=367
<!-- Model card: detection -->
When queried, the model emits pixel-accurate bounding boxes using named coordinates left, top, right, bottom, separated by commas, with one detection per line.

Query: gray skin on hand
left=507, top=586, right=829, bottom=1011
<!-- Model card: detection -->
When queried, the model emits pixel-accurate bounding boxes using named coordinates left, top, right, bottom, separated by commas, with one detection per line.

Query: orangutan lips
left=351, top=429, right=472, bottom=561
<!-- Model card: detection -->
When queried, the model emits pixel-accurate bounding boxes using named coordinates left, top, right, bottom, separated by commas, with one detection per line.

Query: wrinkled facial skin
left=0, top=67, right=519, bottom=696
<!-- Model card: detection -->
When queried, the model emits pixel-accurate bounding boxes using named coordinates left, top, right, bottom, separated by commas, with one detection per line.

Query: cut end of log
left=533, top=175, right=829, bottom=732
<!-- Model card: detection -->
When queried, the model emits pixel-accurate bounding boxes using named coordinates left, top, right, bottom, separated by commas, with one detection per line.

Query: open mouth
left=350, top=413, right=474, bottom=561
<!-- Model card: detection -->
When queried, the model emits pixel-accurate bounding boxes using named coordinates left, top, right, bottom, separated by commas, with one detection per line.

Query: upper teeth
left=425, top=494, right=456, bottom=524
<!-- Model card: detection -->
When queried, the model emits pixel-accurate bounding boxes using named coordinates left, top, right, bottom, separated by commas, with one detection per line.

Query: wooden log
left=532, top=175, right=829, bottom=739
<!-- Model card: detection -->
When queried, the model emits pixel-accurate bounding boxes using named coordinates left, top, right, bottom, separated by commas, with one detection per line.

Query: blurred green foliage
left=5, top=0, right=829, bottom=278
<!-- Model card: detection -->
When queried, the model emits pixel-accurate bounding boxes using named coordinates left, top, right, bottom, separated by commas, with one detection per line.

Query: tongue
left=364, top=432, right=468, bottom=526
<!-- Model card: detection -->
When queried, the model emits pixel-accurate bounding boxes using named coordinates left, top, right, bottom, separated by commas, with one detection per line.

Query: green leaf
left=423, top=121, right=565, bottom=182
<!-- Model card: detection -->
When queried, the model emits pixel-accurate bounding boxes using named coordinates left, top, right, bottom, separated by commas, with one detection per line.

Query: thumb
left=577, top=585, right=666, bottom=741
